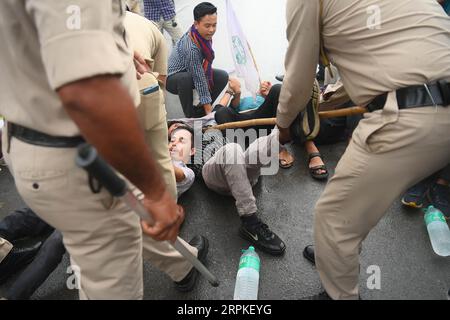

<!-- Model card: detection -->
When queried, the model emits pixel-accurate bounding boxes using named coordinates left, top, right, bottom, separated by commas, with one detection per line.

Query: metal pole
left=76, top=144, right=219, bottom=287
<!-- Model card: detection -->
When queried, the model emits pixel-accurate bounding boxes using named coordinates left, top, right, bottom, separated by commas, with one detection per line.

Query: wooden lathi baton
left=205, top=106, right=367, bottom=131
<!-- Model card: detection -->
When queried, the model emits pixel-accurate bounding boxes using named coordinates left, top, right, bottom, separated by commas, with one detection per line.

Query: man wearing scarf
left=167, top=2, right=229, bottom=118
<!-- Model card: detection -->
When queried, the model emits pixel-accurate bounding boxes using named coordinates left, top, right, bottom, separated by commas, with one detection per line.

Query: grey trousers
left=202, top=130, right=280, bottom=216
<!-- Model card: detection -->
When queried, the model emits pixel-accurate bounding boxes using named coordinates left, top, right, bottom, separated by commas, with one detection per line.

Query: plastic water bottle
left=233, top=246, right=260, bottom=300
left=424, top=205, right=450, bottom=257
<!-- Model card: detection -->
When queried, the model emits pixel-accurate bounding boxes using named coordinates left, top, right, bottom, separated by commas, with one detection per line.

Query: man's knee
left=269, top=83, right=282, bottom=96
left=213, top=69, right=229, bottom=85
left=167, top=72, right=193, bottom=91
left=214, top=106, right=235, bottom=124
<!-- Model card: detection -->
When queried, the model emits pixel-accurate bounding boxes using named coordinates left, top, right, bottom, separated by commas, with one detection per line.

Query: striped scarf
left=189, top=25, right=215, bottom=90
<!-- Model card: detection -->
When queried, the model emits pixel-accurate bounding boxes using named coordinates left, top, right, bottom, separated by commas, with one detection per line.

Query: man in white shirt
left=168, top=123, right=286, bottom=255
left=169, top=125, right=196, bottom=198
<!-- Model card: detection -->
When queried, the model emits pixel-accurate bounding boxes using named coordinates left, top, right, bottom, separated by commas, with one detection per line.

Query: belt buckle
left=423, top=83, right=438, bottom=108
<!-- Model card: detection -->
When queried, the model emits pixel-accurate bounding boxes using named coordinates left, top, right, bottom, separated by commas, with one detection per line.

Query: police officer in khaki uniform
left=277, top=0, right=450, bottom=299
left=126, top=0, right=142, bottom=15
left=0, top=1, right=184, bottom=299
left=123, top=11, right=207, bottom=287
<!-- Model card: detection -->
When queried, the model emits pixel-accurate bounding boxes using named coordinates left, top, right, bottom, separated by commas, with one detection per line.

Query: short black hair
left=167, top=120, right=187, bottom=129
left=194, top=2, right=217, bottom=22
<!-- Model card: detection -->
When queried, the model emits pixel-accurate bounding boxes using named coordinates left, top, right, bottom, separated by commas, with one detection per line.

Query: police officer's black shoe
left=0, top=241, right=42, bottom=284
left=174, top=235, right=209, bottom=292
left=303, top=245, right=316, bottom=265
left=239, top=221, right=286, bottom=256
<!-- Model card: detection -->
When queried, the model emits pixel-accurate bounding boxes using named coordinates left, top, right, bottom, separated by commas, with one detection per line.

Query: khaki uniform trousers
left=314, top=91, right=450, bottom=299
left=136, top=73, right=197, bottom=283
left=2, top=127, right=144, bottom=299
left=155, top=18, right=183, bottom=46
left=1, top=83, right=196, bottom=298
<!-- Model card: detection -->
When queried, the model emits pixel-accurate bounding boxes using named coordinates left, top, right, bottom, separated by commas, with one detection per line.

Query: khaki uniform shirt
left=0, top=0, right=140, bottom=136
left=277, top=0, right=450, bottom=128
left=123, top=11, right=168, bottom=87
left=126, top=0, right=143, bottom=15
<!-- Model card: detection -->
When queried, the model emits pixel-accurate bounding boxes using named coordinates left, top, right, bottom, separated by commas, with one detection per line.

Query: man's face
left=194, top=14, right=217, bottom=40
left=169, top=129, right=194, bottom=163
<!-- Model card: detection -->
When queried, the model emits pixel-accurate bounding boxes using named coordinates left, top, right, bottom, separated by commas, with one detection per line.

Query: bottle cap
left=241, top=246, right=256, bottom=253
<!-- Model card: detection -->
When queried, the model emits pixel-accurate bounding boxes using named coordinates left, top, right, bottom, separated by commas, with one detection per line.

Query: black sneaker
left=401, top=179, right=432, bottom=208
left=427, top=183, right=450, bottom=219
left=239, top=221, right=286, bottom=256
left=0, top=241, right=42, bottom=284
left=174, top=235, right=209, bottom=292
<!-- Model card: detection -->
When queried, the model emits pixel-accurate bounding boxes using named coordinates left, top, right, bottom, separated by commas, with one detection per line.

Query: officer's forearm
left=58, top=75, right=166, bottom=200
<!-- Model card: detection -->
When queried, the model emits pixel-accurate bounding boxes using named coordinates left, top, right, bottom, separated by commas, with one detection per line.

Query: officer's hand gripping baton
left=76, top=143, right=219, bottom=287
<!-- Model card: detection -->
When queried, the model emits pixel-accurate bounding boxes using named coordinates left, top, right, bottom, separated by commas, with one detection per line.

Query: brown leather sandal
left=308, top=152, right=329, bottom=180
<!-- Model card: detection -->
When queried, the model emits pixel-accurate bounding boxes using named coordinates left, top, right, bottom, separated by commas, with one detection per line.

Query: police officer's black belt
left=367, top=80, right=450, bottom=112
left=8, top=122, right=85, bottom=148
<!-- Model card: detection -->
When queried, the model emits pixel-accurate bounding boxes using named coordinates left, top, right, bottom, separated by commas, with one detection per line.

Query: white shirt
left=173, top=160, right=195, bottom=198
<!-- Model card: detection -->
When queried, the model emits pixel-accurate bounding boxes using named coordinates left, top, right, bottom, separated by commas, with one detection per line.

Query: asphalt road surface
left=0, top=94, right=449, bottom=300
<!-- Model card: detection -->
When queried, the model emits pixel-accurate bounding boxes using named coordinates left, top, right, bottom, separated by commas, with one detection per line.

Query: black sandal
left=308, top=152, right=329, bottom=180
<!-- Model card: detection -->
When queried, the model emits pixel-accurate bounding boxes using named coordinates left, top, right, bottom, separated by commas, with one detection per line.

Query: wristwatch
left=226, top=89, right=235, bottom=97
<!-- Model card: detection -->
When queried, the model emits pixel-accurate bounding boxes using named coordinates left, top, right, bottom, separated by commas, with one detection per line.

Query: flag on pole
left=226, top=0, right=261, bottom=97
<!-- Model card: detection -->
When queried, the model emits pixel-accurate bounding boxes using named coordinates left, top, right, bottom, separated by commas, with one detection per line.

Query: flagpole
left=246, top=40, right=262, bottom=85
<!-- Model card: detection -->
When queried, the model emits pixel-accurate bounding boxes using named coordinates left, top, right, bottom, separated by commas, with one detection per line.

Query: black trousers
left=6, top=230, right=65, bottom=300
left=214, top=84, right=281, bottom=129
left=313, top=114, right=363, bottom=145
left=0, top=207, right=53, bottom=242
left=0, top=208, right=65, bottom=300
left=166, top=69, right=229, bottom=118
